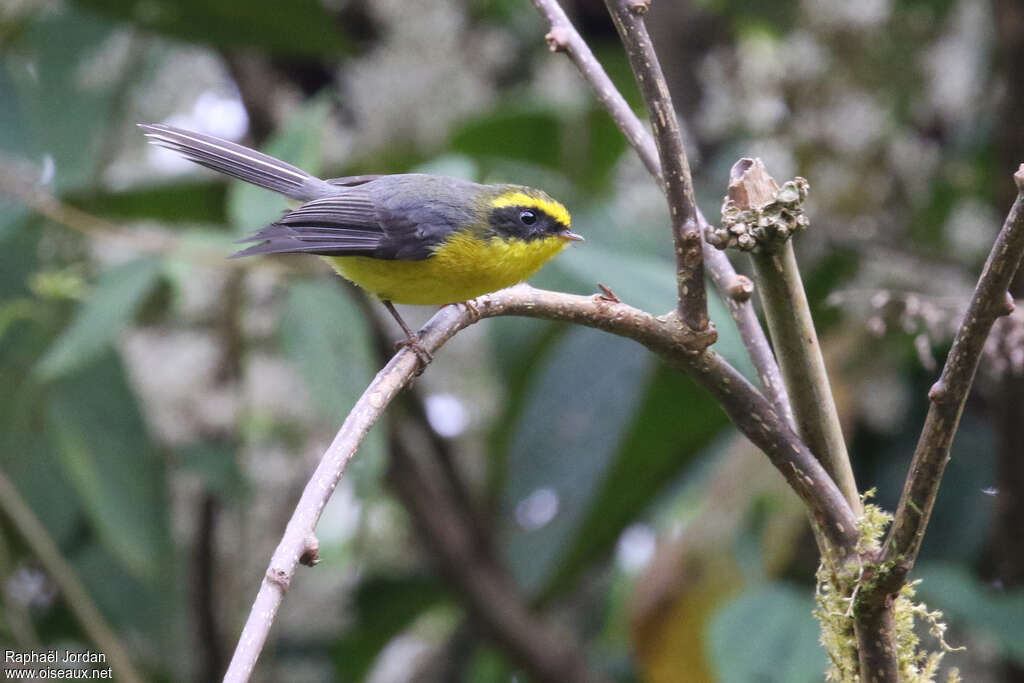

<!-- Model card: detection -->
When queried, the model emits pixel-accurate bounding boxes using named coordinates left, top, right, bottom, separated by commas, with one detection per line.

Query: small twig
left=0, top=154, right=130, bottom=240
left=725, top=159, right=861, bottom=513
left=603, top=0, right=707, bottom=331
left=0, top=469, right=146, bottom=683
left=884, top=165, right=1024, bottom=564
left=529, top=0, right=793, bottom=424
left=596, top=283, right=621, bottom=303
left=193, top=493, right=224, bottom=682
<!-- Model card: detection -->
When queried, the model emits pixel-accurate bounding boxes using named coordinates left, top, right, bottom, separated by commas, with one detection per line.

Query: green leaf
left=496, top=243, right=753, bottom=595
left=558, top=244, right=675, bottom=312
left=72, top=542, right=175, bottom=635
left=499, top=326, right=653, bottom=593
left=331, top=574, right=448, bottom=682
left=177, top=442, right=243, bottom=497
left=70, top=0, right=350, bottom=57
left=708, top=583, right=827, bottom=682
left=0, top=214, right=43, bottom=299
left=280, top=279, right=384, bottom=488
left=540, top=365, right=730, bottom=596
left=450, top=109, right=562, bottom=169
left=46, top=352, right=170, bottom=579
left=228, top=101, right=330, bottom=235
left=65, top=180, right=228, bottom=225
left=6, top=8, right=122, bottom=192
left=915, top=562, right=1024, bottom=665
left=35, top=258, right=163, bottom=380
left=577, top=106, right=630, bottom=191
left=0, top=413, right=83, bottom=552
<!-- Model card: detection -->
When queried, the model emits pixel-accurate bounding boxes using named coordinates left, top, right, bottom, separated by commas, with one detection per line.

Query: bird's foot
left=461, top=299, right=481, bottom=321
left=395, top=335, right=433, bottom=374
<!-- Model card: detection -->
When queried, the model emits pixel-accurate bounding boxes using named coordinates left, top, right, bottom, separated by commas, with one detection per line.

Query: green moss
left=814, top=492, right=962, bottom=681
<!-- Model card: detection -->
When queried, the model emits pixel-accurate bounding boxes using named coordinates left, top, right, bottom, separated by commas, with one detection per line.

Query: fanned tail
left=138, top=123, right=335, bottom=202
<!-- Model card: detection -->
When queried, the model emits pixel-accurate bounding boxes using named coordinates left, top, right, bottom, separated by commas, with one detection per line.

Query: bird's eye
left=519, top=210, right=537, bottom=226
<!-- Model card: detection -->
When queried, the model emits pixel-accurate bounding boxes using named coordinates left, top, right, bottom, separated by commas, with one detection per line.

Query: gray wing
left=326, top=175, right=385, bottom=187
left=232, top=175, right=476, bottom=261
left=232, top=192, right=386, bottom=258
left=139, top=124, right=336, bottom=201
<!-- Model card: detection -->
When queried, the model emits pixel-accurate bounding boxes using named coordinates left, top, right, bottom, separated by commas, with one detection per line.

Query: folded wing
left=232, top=193, right=387, bottom=258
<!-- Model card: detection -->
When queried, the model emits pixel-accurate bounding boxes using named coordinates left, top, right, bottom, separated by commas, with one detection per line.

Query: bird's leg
left=383, top=301, right=432, bottom=370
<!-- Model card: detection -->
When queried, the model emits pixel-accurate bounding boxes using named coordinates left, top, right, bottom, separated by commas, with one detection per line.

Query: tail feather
left=138, top=123, right=335, bottom=202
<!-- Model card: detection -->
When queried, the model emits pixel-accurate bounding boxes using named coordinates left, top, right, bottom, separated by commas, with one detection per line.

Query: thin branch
left=726, top=159, right=860, bottom=513
left=531, top=0, right=660, bottom=178
left=193, top=493, right=224, bottom=682
left=530, top=0, right=793, bottom=424
left=603, top=0, right=708, bottom=331
left=0, top=468, right=146, bottom=683
left=224, top=283, right=861, bottom=683
left=847, top=166, right=1024, bottom=683
left=750, top=245, right=859, bottom=506
left=387, top=419, right=608, bottom=683
left=884, top=165, right=1024, bottom=565
left=704, top=244, right=795, bottom=426
left=402, top=387, right=495, bottom=557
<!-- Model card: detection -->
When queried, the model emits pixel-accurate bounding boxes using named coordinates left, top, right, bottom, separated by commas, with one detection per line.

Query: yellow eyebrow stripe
left=491, top=191, right=571, bottom=228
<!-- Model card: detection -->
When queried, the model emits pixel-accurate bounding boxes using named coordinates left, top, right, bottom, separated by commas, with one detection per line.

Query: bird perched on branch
left=139, top=124, right=582, bottom=364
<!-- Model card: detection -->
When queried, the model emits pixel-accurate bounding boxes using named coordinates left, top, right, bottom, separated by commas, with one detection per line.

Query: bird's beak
left=558, top=229, right=585, bottom=242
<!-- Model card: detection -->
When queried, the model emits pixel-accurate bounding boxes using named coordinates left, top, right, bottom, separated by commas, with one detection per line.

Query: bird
left=139, top=124, right=582, bottom=365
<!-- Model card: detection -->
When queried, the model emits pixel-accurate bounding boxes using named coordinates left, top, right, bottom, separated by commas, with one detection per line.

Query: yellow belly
left=324, top=232, right=569, bottom=305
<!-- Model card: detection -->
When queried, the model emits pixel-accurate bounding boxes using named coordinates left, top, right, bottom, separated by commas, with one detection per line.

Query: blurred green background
left=1, top=0, right=1023, bottom=681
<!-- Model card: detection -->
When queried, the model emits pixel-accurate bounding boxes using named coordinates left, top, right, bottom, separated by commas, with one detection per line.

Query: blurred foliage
left=1, top=0, right=1021, bottom=681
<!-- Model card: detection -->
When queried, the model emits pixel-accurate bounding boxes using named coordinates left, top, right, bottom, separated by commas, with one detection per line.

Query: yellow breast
left=323, top=232, right=569, bottom=305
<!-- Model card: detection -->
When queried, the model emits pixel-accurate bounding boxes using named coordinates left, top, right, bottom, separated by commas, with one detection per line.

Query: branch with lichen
left=710, top=158, right=861, bottom=514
